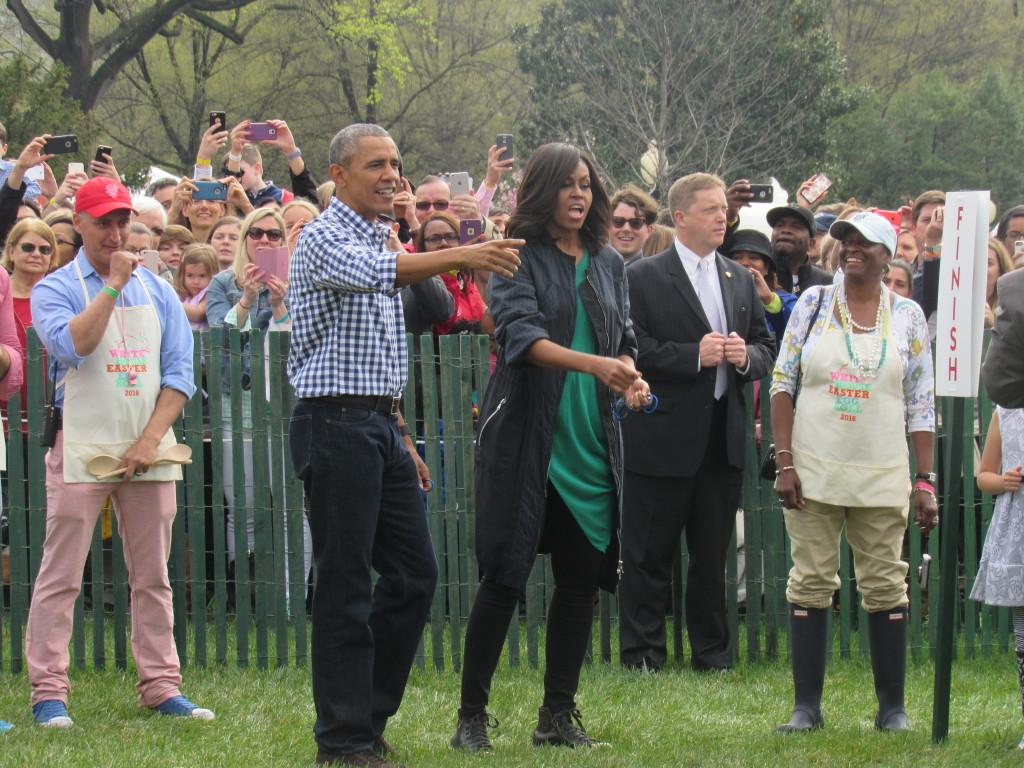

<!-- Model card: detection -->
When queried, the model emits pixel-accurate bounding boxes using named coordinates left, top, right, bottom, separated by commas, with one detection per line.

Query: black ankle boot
left=777, top=604, right=828, bottom=733
left=451, top=709, right=498, bottom=752
left=533, top=706, right=607, bottom=748
left=868, top=607, right=909, bottom=731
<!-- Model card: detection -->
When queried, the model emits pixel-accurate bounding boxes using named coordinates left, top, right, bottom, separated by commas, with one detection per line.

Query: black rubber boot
left=868, top=607, right=910, bottom=732
left=777, top=604, right=827, bottom=733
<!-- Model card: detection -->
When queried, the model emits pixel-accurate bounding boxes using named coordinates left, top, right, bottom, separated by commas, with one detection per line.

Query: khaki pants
left=784, top=498, right=909, bottom=612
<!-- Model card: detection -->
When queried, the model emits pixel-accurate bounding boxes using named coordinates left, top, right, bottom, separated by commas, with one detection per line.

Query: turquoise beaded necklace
left=837, top=284, right=889, bottom=375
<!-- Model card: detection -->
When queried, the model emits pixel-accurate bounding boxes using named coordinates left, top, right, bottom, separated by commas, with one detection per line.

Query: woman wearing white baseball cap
left=769, top=210, right=937, bottom=733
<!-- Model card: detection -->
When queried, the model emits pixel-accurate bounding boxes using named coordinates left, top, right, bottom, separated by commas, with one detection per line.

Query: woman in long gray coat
left=450, top=143, right=649, bottom=753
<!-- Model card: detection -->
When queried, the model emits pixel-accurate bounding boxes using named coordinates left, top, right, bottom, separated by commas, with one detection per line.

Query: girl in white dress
left=971, top=407, right=1024, bottom=748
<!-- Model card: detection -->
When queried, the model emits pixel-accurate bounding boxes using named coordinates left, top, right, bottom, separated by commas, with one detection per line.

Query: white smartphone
left=1015, top=240, right=1024, bottom=267
left=67, top=161, right=85, bottom=176
left=24, top=165, right=45, bottom=181
left=448, top=171, right=471, bottom=197
left=140, top=249, right=162, bottom=273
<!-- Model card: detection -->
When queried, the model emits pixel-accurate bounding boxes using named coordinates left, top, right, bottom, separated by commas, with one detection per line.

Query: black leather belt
left=302, top=395, right=401, bottom=416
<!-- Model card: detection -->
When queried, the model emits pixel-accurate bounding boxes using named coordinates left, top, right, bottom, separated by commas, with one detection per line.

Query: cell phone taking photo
left=209, top=110, right=227, bottom=130
left=496, top=134, right=514, bottom=163
left=193, top=180, right=228, bottom=201
left=748, top=183, right=773, bottom=203
left=448, top=172, right=471, bottom=198
left=460, top=218, right=484, bottom=245
left=802, top=172, right=832, bottom=207
left=42, top=134, right=78, bottom=155
left=248, top=122, right=278, bottom=141
left=254, top=246, right=289, bottom=285
left=94, top=145, right=113, bottom=164
left=140, top=249, right=162, bottom=274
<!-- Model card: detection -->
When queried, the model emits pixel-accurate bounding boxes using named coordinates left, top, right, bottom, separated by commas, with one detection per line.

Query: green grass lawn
left=1, top=645, right=1023, bottom=767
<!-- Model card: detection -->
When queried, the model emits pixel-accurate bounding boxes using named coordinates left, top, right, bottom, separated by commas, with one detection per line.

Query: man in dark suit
left=983, top=268, right=1024, bottom=408
left=619, top=172, right=776, bottom=671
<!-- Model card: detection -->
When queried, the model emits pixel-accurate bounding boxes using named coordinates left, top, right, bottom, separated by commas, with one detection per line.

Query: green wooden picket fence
left=0, top=329, right=1010, bottom=674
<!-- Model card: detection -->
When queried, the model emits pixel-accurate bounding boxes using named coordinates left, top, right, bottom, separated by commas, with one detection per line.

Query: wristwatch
left=915, top=472, right=937, bottom=483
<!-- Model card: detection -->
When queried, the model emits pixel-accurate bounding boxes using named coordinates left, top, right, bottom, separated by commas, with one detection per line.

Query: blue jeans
left=290, top=400, right=438, bottom=755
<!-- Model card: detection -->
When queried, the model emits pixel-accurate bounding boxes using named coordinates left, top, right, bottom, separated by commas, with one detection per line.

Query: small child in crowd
left=175, top=243, right=218, bottom=330
left=971, top=406, right=1024, bottom=749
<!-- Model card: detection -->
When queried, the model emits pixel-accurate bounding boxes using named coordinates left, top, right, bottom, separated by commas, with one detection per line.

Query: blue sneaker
left=32, top=700, right=73, bottom=728
left=153, top=695, right=214, bottom=720
left=0, top=719, right=13, bottom=732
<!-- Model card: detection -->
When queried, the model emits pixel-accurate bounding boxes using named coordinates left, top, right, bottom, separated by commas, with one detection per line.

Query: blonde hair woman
left=204, top=207, right=307, bottom=586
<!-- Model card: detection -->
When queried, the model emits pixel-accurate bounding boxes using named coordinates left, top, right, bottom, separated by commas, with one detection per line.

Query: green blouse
left=547, top=250, right=616, bottom=553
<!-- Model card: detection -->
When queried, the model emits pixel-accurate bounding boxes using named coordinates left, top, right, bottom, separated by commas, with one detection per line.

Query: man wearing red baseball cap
left=25, top=177, right=212, bottom=726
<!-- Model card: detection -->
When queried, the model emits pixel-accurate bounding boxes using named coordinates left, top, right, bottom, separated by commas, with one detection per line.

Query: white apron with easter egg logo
left=792, top=288, right=910, bottom=507
left=60, top=261, right=180, bottom=483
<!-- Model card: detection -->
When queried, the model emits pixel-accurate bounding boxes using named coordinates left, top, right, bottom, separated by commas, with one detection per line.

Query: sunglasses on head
left=611, top=216, right=648, bottom=230
left=415, top=200, right=449, bottom=211
left=247, top=226, right=284, bottom=242
left=19, top=242, right=53, bottom=256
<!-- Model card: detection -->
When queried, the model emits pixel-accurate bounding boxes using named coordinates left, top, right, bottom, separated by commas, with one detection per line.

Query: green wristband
left=102, top=285, right=120, bottom=299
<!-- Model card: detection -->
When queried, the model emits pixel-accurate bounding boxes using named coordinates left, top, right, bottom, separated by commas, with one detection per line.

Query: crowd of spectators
left=2, top=113, right=1024, bottom=759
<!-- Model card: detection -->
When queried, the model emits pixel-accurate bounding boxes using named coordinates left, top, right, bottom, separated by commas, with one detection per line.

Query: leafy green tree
left=517, top=0, right=851, bottom=194
left=6, top=0, right=258, bottom=111
left=0, top=55, right=88, bottom=171
left=825, top=70, right=1024, bottom=209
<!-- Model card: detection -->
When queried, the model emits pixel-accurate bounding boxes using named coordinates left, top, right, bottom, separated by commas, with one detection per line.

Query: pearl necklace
left=837, top=285, right=888, bottom=375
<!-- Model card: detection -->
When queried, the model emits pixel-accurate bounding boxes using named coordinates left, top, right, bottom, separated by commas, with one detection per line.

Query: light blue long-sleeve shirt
left=0, top=159, right=42, bottom=202
left=31, top=248, right=196, bottom=407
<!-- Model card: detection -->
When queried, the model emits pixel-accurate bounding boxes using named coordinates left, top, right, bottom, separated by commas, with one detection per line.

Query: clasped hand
left=700, top=332, right=747, bottom=369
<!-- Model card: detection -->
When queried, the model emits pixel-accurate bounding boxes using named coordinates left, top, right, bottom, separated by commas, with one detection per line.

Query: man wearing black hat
left=767, top=203, right=831, bottom=296
left=726, top=230, right=797, bottom=340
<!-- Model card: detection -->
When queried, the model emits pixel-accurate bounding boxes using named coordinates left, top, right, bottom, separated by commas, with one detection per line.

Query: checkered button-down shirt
left=287, top=197, right=407, bottom=398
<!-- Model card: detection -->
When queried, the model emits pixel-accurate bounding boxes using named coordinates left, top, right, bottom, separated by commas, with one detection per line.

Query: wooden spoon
left=88, top=444, right=194, bottom=480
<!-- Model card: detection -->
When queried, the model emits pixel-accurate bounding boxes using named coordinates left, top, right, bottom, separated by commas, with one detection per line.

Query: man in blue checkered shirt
left=288, top=123, right=522, bottom=767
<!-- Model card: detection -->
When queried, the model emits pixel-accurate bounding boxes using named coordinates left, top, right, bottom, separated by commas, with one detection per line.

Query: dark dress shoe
left=315, top=748, right=402, bottom=766
left=622, top=656, right=662, bottom=673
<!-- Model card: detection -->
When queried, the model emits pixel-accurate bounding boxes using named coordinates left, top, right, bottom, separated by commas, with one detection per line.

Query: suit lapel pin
left=725, top=271, right=732, bottom=278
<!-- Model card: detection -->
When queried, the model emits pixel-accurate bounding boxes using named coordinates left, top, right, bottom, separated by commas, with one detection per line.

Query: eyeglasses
left=1005, top=231, right=1024, bottom=241
left=55, top=238, right=74, bottom=248
left=611, top=216, right=647, bottom=230
left=424, top=233, right=460, bottom=246
left=247, top=227, right=284, bottom=242
left=415, top=200, right=449, bottom=212
left=19, top=242, right=53, bottom=256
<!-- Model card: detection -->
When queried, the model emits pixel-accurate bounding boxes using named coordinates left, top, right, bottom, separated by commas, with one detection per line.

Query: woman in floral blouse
left=770, top=211, right=936, bottom=735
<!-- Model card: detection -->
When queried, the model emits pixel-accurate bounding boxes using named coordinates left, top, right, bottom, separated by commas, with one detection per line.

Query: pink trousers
left=25, top=433, right=182, bottom=707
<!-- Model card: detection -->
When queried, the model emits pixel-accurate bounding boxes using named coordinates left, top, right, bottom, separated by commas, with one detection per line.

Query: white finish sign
left=935, top=191, right=989, bottom=397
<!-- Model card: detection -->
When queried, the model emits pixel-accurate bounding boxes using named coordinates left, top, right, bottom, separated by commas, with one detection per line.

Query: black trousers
left=290, top=401, right=438, bottom=756
left=619, top=397, right=742, bottom=670
left=460, top=485, right=604, bottom=716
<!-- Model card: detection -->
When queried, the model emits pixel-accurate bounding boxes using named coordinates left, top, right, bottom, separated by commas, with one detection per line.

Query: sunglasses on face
left=611, top=216, right=648, bottom=230
left=247, top=227, right=284, bottom=242
left=19, top=242, right=53, bottom=256
left=424, top=232, right=460, bottom=246
left=415, top=200, right=449, bottom=212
